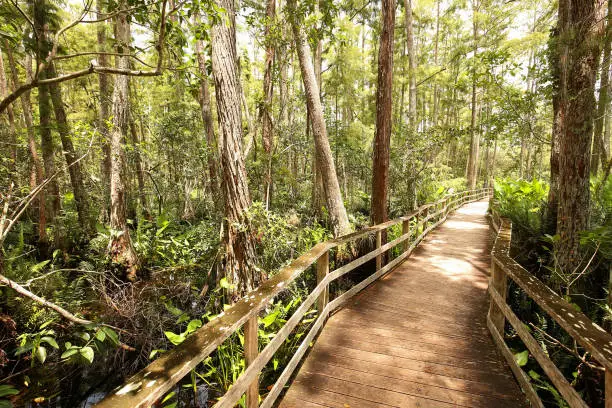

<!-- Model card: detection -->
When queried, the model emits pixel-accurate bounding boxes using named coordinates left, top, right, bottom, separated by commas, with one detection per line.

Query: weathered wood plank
left=298, top=350, right=520, bottom=399
left=299, top=360, right=520, bottom=408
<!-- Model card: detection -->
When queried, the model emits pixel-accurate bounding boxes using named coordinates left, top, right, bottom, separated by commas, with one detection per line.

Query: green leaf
left=186, top=319, right=202, bottom=334
left=515, top=350, right=529, bottom=367
left=95, top=330, right=106, bottom=342
left=101, top=327, right=119, bottom=346
left=79, top=346, right=95, bottom=364
left=176, top=313, right=190, bottom=324
left=164, top=331, right=185, bottom=346
left=0, top=400, right=13, bottom=408
left=30, top=260, right=50, bottom=273
left=35, top=346, right=47, bottom=364
left=41, top=336, right=59, bottom=349
left=0, top=385, right=19, bottom=398
left=161, top=392, right=175, bottom=403
left=261, top=310, right=279, bottom=328
left=149, top=349, right=165, bottom=359
left=61, top=348, right=79, bottom=359
left=528, top=370, right=541, bottom=380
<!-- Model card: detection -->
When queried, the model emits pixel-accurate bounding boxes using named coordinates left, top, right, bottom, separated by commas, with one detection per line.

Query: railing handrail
left=487, top=207, right=612, bottom=408
left=96, top=188, right=491, bottom=408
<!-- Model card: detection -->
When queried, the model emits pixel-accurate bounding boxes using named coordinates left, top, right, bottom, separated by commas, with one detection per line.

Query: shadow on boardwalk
left=279, top=200, right=527, bottom=408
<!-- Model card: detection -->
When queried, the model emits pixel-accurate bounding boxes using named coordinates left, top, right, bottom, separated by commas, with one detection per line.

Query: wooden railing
left=96, top=188, right=491, bottom=408
left=488, top=207, right=612, bottom=408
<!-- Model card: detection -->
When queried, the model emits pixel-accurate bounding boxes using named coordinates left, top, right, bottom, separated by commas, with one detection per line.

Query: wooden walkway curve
left=280, top=200, right=527, bottom=408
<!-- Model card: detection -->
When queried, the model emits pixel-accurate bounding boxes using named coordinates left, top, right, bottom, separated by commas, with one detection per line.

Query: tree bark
left=404, top=0, right=416, bottom=130
left=211, top=0, right=261, bottom=297
left=466, top=1, right=479, bottom=190
left=35, top=0, right=61, bottom=225
left=556, top=0, right=602, bottom=273
left=97, top=0, right=111, bottom=219
left=108, top=0, right=139, bottom=280
left=287, top=0, right=352, bottom=237
left=129, top=117, right=148, bottom=218
left=47, top=62, right=93, bottom=236
left=592, top=0, right=612, bottom=175
left=261, top=0, right=276, bottom=209
left=5, top=46, right=46, bottom=243
left=371, top=0, right=395, bottom=230
left=0, top=46, right=17, bottom=177
left=194, top=14, right=219, bottom=195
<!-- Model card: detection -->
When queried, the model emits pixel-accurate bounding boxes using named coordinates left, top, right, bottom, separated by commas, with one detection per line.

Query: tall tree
left=592, top=0, right=612, bottom=175
left=48, top=62, right=93, bottom=235
left=261, top=0, right=276, bottom=209
left=371, top=0, right=395, bottom=229
left=555, top=0, right=602, bottom=273
left=0, top=46, right=17, bottom=177
left=34, top=0, right=61, bottom=225
left=287, top=0, right=351, bottom=237
left=211, top=0, right=261, bottom=295
left=108, top=0, right=139, bottom=280
left=404, top=0, right=416, bottom=129
left=466, top=0, right=480, bottom=190
left=5, top=46, right=46, bottom=243
left=97, top=0, right=111, bottom=216
left=194, top=13, right=218, bottom=195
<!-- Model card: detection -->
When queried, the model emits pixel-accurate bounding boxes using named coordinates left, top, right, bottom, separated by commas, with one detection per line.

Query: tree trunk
left=466, top=2, right=479, bottom=190
left=5, top=46, right=46, bottom=243
left=404, top=0, right=416, bottom=130
left=0, top=46, right=17, bottom=177
left=592, top=0, right=612, bottom=175
left=35, top=0, right=61, bottom=224
left=432, top=0, right=440, bottom=126
left=97, top=0, right=111, bottom=219
left=108, top=0, right=139, bottom=280
left=287, top=0, right=351, bottom=237
left=211, top=0, right=261, bottom=296
left=556, top=0, right=602, bottom=274
left=546, top=17, right=566, bottom=234
left=261, top=0, right=276, bottom=209
left=371, top=0, right=395, bottom=230
left=194, top=14, right=219, bottom=195
left=129, top=117, right=149, bottom=218
left=47, top=62, right=93, bottom=236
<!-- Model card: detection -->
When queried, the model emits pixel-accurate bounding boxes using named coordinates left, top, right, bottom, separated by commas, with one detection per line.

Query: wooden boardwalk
left=280, top=201, right=527, bottom=408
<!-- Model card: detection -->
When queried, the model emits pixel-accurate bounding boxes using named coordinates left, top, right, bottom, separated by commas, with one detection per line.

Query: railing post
left=316, top=250, right=329, bottom=314
left=375, top=230, right=382, bottom=271
left=488, top=259, right=508, bottom=334
left=402, top=218, right=410, bottom=253
left=244, top=317, right=259, bottom=408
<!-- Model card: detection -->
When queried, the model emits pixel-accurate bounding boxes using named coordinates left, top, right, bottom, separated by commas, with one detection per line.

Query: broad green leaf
left=41, top=336, right=58, bottom=349
left=80, top=346, right=95, bottom=364
left=95, top=330, right=106, bottom=342
left=515, top=350, right=529, bottom=367
left=164, top=331, right=185, bottom=345
left=61, top=348, right=79, bottom=359
left=30, top=260, right=50, bottom=273
left=101, top=327, right=119, bottom=346
left=35, top=346, right=47, bottom=364
left=186, top=319, right=202, bottom=334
